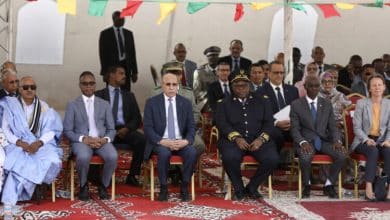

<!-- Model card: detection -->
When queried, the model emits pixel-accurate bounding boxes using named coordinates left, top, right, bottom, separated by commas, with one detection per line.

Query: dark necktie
left=112, top=88, right=120, bottom=125
left=167, top=98, right=176, bottom=139
left=181, top=65, right=187, bottom=86
left=318, top=65, right=323, bottom=74
left=310, top=101, right=321, bottom=151
left=223, top=83, right=230, bottom=97
left=116, top=28, right=125, bottom=57
left=275, top=87, right=286, bottom=110
left=233, top=59, right=239, bottom=73
left=8, top=93, right=15, bottom=97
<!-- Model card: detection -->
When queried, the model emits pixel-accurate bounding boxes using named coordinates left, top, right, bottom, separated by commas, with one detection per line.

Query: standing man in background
left=99, top=11, right=138, bottom=91
left=173, top=43, right=197, bottom=88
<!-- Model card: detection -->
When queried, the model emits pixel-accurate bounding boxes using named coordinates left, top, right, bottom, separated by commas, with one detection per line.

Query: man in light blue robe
left=0, top=76, right=62, bottom=216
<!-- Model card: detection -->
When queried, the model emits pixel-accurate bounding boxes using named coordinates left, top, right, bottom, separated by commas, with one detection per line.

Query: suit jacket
left=95, top=87, right=142, bottom=132
left=258, top=82, right=299, bottom=114
left=207, top=81, right=231, bottom=114
left=143, top=94, right=195, bottom=160
left=290, top=97, right=341, bottom=146
left=184, top=59, right=197, bottom=89
left=63, top=96, right=116, bottom=143
left=99, top=27, right=138, bottom=77
left=219, top=55, right=252, bottom=81
left=351, top=81, right=368, bottom=97
left=351, top=98, right=390, bottom=150
left=249, top=82, right=263, bottom=94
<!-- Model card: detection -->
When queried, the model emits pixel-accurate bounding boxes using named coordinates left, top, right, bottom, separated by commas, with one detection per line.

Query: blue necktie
left=233, top=59, right=239, bottom=73
left=223, top=83, right=230, bottom=97
left=112, top=88, right=119, bottom=125
left=275, top=87, right=286, bottom=110
left=167, top=98, right=176, bottom=140
left=310, top=101, right=321, bottom=151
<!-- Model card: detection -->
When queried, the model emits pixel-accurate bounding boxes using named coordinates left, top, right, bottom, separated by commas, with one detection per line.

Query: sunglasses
left=322, top=80, right=334, bottom=84
left=22, top=85, right=37, bottom=90
left=80, top=81, right=96, bottom=86
left=8, top=80, right=19, bottom=84
left=164, top=83, right=178, bottom=87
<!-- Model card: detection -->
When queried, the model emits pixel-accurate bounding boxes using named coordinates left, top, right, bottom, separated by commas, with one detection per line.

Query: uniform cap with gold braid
left=231, top=70, right=250, bottom=84
left=162, top=61, right=184, bottom=73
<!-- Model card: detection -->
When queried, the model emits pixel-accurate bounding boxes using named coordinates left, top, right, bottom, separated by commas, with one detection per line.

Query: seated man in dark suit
left=258, top=61, right=299, bottom=152
left=63, top=71, right=118, bottom=201
left=207, top=61, right=231, bottom=124
left=249, top=63, right=265, bottom=93
left=0, top=68, right=18, bottom=98
left=290, top=75, right=347, bottom=198
left=95, top=65, right=146, bottom=186
left=143, top=72, right=197, bottom=202
left=216, top=73, right=279, bottom=200
left=219, top=39, right=252, bottom=81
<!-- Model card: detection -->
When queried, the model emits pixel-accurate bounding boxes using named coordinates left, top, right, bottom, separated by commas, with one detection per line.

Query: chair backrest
left=342, top=104, right=356, bottom=149
left=346, top=93, right=365, bottom=104
left=209, top=126, right=219, bottom=149
left=385, top=94, right=390, bottom=99
left=336, top=84, right=352, bottom=95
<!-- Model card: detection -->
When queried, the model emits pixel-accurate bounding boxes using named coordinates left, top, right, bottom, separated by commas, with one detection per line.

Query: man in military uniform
left=193, top=46, right=221, bottom=112
left=151, top=61, right=205, bottom=168
left=216, top=73, right=279, bottom=200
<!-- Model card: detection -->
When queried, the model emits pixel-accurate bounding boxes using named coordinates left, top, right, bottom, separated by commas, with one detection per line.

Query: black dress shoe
left=180, top=190, right=190, bottom=202
left=302, top=185, right=311, bottom=198
left=365, top=195, right=377, bottom=202
left=98, top=185, right=109, bottom=200
left=78, top=184, right=90, bottom=201
left=158, top=186, right=168, bottom=201
left=244, top=186, right=263, bottom=199
left=233, top=190, right=245, bottom=201
left=125, top=175, right=140, bottom=186
left=323, top=185, right=337, bottom=199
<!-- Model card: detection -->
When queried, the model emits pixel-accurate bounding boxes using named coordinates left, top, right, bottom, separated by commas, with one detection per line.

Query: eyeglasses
left=364, top=72, right=372, bottom=76
left=272, top=71, right=285, bottom=75
left=21, top=85, right=37, bottom=90
left=164, top=83, right=178, bottom=87
left=8, top=80, right=19, bottom=84
left=322, top=80, right=334, bottom=84
left=307, top=68, right=317, bottom=71
left=80, top=81, right=96, bottom=86
left=307, top=84, right=320, bottom=88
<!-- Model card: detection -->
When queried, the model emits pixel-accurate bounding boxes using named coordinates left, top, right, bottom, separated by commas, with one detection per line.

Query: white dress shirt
left=219, top=80, right=230, bottom=94
left=270, top=82, right=285, bottom=100
left=162, top=95, right=182, bottom=139
left=2, top=98, right=55, bottom=144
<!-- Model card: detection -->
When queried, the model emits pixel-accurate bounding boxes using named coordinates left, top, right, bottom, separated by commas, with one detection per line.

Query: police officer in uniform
left=193, top=46, right=221, bottom=112
left=216, top=73, right=279, bottom=200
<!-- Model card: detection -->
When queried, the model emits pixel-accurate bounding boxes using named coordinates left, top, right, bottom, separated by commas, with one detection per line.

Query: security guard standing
left=216, top=73, right=279, bottom=200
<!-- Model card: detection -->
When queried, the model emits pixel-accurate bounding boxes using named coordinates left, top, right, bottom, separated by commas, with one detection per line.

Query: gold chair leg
left=227, top=179, right=232, bottom=200
left=111, top=172, right=115, bottom=200
left=354, top=160, right=358, bottom=198
left=268, top=175, right=272, bottom=199
left=70, top=160, right=74, bottom=201
left=191, top=174, right=195, bottom=200
left=198, top=160, right=202, bottom=188
left=338, top=172, right=342, bottom=199
left=298, top=162, right=302, bottom=199
left=150, top=160, right=154, bottom=201
left=52, top=182, right=56, bottom=202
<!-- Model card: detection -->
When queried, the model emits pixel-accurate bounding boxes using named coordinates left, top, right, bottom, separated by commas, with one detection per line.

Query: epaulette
left=217, top=99, right=223, bottom=103
left=263, top=95, right=269, bottom=99
left=181, top=86, right=192, bottom=91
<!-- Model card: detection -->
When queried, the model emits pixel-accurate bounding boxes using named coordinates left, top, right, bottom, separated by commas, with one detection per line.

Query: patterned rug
left=6, top=153, right=390, bottom=219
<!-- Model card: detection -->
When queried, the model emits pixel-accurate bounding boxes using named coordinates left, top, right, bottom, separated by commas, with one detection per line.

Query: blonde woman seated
left=295, top=62, right=318, bottom=97
left=351, top=74, right=390, bottom=201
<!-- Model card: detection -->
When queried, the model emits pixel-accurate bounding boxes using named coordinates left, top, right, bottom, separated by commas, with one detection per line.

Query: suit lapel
left=302, top=98, right=316, bottom=129
left=103, top=88, right=110, bottom=102
left=94, top=98, right=100, bottom=123
left=266, top=84, right=278, bottom=111
left=283, top=85, right=290, bottom=104
left=316, top=98, right=324, bottom=129
left=158, top=94, right=166, bottom=128
left=77, top=96, right=89, bottom=122
left=176, top=96, right=183, bottom=131
left=366, top=99, right=372, bottom=127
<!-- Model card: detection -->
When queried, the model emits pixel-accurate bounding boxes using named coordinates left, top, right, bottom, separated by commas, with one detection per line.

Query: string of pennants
left=26, top=0, right=390, bottom=24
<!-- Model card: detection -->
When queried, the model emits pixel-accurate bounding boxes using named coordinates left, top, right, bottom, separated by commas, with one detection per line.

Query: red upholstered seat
left=242, top=155, right=258, bottom=163
left=350, top=152, right=366, bottom=161
left=311, top=154, right=334, bottom=163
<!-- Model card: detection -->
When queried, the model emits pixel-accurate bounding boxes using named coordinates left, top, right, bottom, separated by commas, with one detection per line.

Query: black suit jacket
left=95, top=87, right=142, bottom=132
left=258, top=82, right=299, bottom=114
left=219, top=55, right=252, bottom=81
left=99, top=27, right=138, bottom=77
left=207, top=81, right=231, bottom=114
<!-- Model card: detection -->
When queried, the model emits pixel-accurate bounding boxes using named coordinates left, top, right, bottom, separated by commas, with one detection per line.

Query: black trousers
left=114, top=130, right=146, bottom=176
left=355, top=143, right=390, bottom=183
left=218, top=139, right=279, bottom=193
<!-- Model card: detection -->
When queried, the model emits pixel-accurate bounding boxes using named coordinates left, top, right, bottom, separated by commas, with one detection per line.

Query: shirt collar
left=21, top=97, right=36, bottom=107
left=108, top=85, right=120, bottom=93
left=82, top=94, right=95, bottom=103
left=219, top=80, right=229, bottom=85
left=305, top=95, right=318, bottom=104
left=164, top=94, right=176, bottom=101
left=270, top=82, right=283, bottom=90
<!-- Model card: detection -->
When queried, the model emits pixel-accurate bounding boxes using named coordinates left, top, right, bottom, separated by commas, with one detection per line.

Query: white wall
left=9, top=1, right=390, bottom=113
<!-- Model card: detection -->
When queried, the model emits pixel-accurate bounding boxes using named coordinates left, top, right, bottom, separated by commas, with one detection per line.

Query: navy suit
left=219, top=55, right=252, bottom=81
left=143, top=93, right=196, bottom=185
left=258, top=82, right=299, bottom=151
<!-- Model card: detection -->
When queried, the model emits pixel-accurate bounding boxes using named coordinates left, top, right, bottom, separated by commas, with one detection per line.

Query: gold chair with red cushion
left=346, top=93, right=365, bottom=105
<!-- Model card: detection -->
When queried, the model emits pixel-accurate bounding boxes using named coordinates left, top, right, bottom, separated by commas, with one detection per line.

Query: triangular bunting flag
left=121, top=0, right=143, bottom=18
left=234, top=3, right=244, bottom=22
left=317, top=4, right=340, bottom=18
left=362, top=0, right=384, bottom=8
left=288, top=3, right=306, bottom=13
left=58, top=0, right=76, bottom=15
left=335, top=3, right=355, bottom=10
left=187, top=2, right=209, bottom=14
left=250, top=2, right=273, bottom=11
left=88, top=0, right=108, bottom=16
left=157, top=3, right=177, bottom=24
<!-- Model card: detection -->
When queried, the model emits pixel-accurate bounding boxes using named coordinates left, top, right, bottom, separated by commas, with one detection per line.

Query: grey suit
left=352, top=98, right=390, bottom=182
left=290, top=96, right=346, bottom=185
left=63, top=96, right=118, bottom=187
